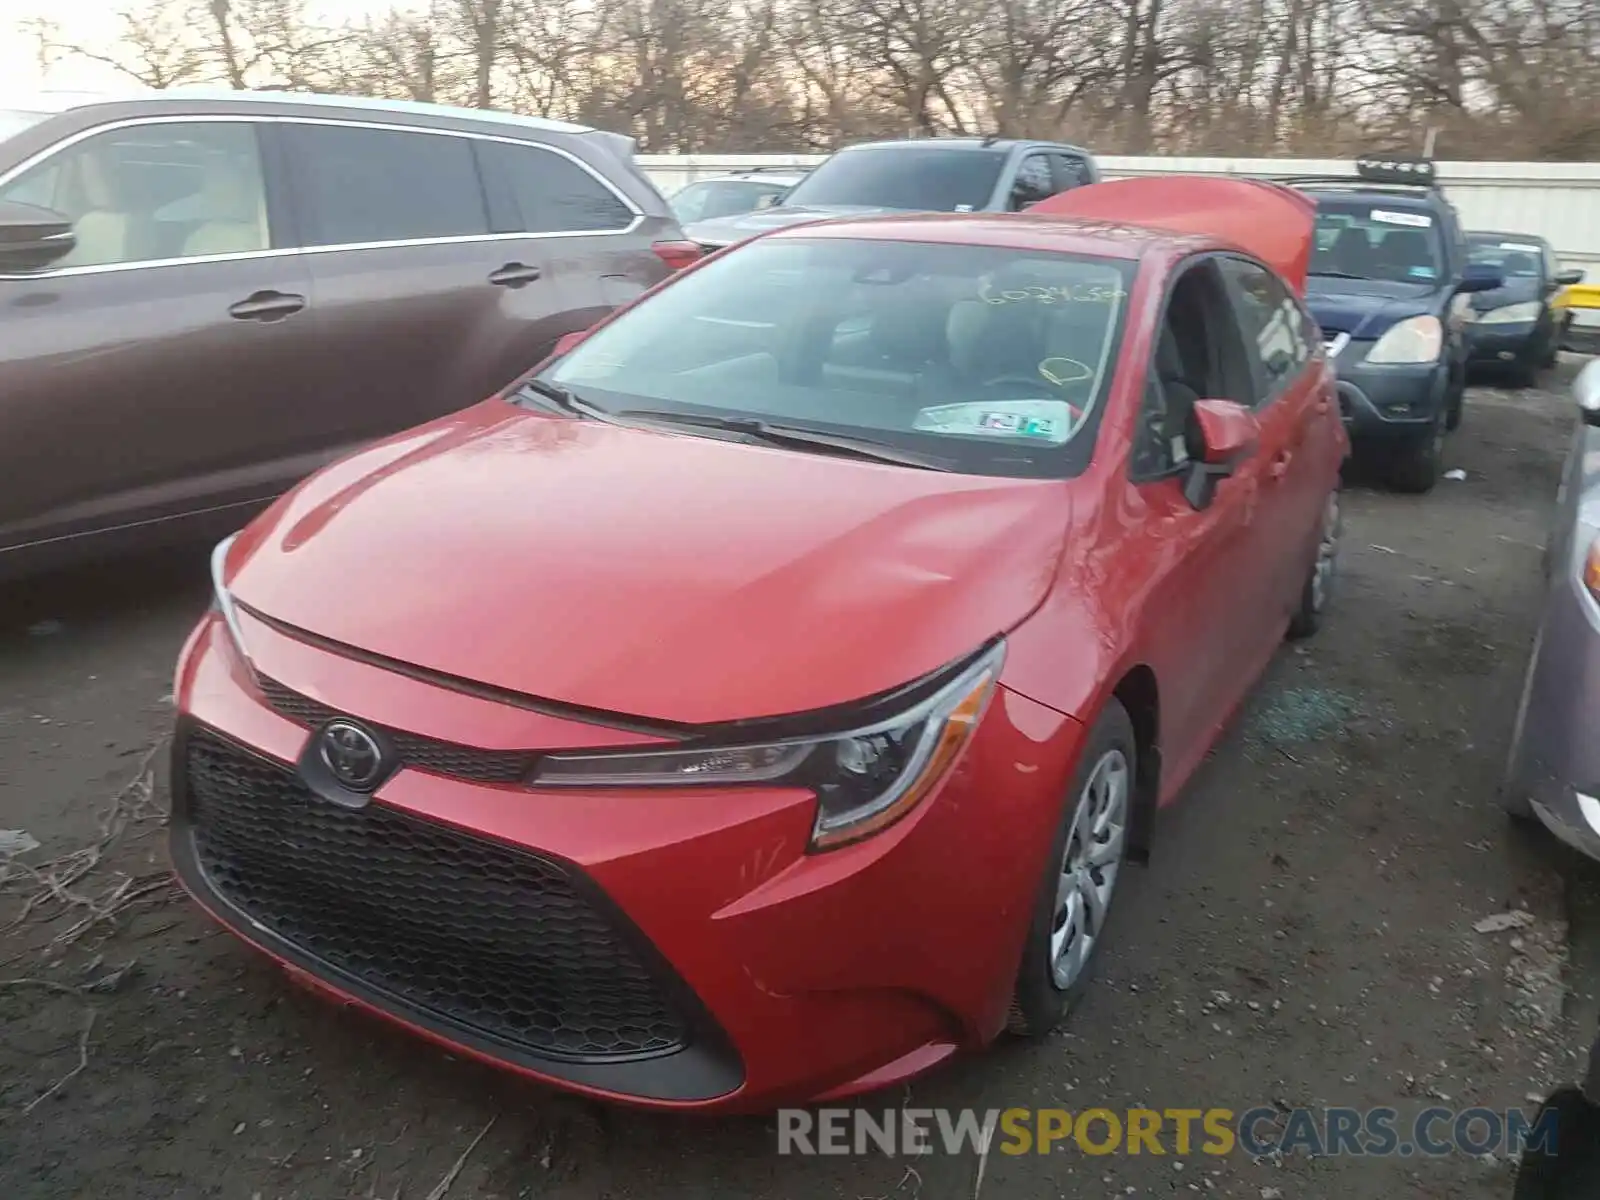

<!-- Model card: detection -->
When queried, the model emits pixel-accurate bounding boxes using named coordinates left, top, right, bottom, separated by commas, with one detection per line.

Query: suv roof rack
left=1272, top=154, right=1440, bottom=196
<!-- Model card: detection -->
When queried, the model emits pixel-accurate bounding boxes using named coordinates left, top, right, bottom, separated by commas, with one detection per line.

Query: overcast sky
left=3, top=0, right=386, bottom=96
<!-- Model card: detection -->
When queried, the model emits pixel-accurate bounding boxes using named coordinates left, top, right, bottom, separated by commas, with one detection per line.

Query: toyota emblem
left=318, top=720, right=387, bottom=791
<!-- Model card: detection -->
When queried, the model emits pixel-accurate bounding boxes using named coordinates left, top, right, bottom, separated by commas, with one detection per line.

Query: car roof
left=1468, top=230, right=1549, bottom=247
left=836, top=136, right=1096, bottom=157
left=3, top=86, right=594, bottom=136
left=762, top=211, right=1184, bottom=261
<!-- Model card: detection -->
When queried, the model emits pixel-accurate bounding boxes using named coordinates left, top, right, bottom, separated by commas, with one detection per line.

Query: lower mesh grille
left=184, top=726, right=691, bottom=1061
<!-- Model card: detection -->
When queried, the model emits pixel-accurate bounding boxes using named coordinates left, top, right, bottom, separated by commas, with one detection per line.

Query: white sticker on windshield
left=1498, top=242, right=1541, bottom=253
left=913, top=400, right=1080, bottom=444
left=1371, top=209, right=1433, bottom=228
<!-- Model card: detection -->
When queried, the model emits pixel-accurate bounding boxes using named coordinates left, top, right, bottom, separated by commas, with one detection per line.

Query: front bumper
left=1466, top=321, right=1539, bottom=367
left=169, top=610, right=1086, bottom=1111
left=1327, top=337, right=1449, bottom=437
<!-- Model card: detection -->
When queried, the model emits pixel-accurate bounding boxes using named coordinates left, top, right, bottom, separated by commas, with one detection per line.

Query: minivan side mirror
left=1577, top=359, right=1600, bottom=429
left=1457, top=262, right=1504, bottom=294
left=1555, top=268, right=1585, bottom=287
left=1183, top=399, right=1262, bottom=509
left=0, top=200, right=76, bottom=272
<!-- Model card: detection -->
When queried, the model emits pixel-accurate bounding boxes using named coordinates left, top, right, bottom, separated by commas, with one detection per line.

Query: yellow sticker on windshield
left=1039, top=357, right=1093, bottom=387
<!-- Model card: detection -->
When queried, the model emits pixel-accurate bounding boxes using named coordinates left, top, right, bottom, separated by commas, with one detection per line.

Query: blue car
left=1281, top=158, right=1502, bottom=492
left=1464, top=231, right=1584, bottom=386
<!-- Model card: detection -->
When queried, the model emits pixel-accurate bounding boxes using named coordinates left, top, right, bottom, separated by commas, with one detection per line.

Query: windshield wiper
left=617, top=409, right=953, bottom=471
left=1308, top=269, right=1367, bottom=280
left=516, top=379, right=611, bottom=420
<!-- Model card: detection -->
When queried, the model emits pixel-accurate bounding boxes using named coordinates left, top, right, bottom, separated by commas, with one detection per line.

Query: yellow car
left=1557, top=279, right=1600, bottom=355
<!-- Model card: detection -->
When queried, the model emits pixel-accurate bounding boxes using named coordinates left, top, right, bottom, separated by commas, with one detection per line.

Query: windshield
left=1467, top=235, right=1545, bottom=282
left=781, top=146, right=1008, bottom=213
left=0, top=109, right=49, bottom=144
left=672, top=178, right=794, bottom=223
left=1309, top=200, right=1444, bottom=284
left=540, top=236, right=1136, bottom=479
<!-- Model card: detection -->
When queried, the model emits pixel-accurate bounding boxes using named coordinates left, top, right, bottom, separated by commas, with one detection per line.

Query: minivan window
left=0, top=120, right=268, bottom=269
left=541, top=236, right=1137, bottom=480
left=285, top=123, right=489, bottom=247
left=481, top=140, right=633, bottom=234
left=781, top=146, right=1009, bottom=213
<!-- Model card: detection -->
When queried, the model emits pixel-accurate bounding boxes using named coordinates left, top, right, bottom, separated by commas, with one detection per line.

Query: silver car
left=1504, top=358, right=1600, bottom=856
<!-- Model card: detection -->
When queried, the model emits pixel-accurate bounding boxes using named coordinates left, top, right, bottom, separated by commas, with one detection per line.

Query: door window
left=284, top=123, right=490, bottom=247
left=481, top=140, right=635, bottom=234
left=1008, top=154, right=1055, bottom=211
left=0, top=121, right=268, bottom=269
left=1217, top=256, right=1311, bottom=406
left=1131, top=260, right=1256, bottom=479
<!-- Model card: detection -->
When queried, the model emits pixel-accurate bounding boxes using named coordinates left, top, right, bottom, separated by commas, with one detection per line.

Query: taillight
left=1584, top=535, right=1600, bottom=600
left=651, top=240, right=702, bottom=271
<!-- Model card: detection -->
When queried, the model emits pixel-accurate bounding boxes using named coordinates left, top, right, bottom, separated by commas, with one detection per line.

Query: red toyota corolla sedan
left=170, top=176, right=1348, bottom=1112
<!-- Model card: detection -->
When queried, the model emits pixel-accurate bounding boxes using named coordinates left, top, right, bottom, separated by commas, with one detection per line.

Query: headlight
left=1477, top=301, right=1542, bottom=325
left=1365, top=315, right=1443, bottom=364
left=210, top=532, right=250, bottom=660
left=531, top=643, right=1004, bottom=851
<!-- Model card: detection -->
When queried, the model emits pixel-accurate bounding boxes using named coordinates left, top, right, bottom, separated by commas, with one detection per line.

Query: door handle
left=1269, top=451, right=1293, bottom=480
left=229, top=291, right=305, bottom=322
left=488, top=262, right=543, bottom=288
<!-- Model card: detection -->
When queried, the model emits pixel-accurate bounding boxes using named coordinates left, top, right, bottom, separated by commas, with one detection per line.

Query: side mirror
left=0, top=200, right=76, bottom=272
left=1577, top=359, right=1600, bottom=429
left=1555, top=268, right=1585, bottom=287
left=552, top=329, right=590, bottom=357
left=1183, top=399, right=1261, bottom=509
left=1457, top=262, right=1504, bottom=294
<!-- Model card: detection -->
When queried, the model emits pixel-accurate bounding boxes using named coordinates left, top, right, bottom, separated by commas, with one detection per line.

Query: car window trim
left=0, top=112, right=644, bottom=281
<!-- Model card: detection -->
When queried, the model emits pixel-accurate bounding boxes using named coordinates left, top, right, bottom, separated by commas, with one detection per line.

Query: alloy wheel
left=1050, top=748, right=1129, bottom=991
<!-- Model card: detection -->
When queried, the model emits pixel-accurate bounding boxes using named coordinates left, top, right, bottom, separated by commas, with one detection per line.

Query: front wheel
left=1007, top=700, right=1135, bottom=1038
left=1387, top=414, right=1445, bottom=494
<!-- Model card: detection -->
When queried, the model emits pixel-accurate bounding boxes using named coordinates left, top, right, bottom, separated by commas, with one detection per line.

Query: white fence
left=638, top=154, right=1600, bottom=278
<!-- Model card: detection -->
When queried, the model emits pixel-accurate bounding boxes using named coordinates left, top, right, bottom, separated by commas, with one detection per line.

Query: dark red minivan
left=0, top=88, right=698, bottom=579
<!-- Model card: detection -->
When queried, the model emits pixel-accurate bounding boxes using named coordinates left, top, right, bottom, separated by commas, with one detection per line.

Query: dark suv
left=682, top=137, right=1100, bottom=251
left=0, top=89, right=697, bottom=579
left=1284, top=158, right=1502, bottom=493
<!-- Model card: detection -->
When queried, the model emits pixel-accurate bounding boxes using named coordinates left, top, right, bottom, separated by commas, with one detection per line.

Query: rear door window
left=1047, top=153, right=1093, bottom=190
left=283, top=123, right=490, bottom=247
left=479, top=140, right=635, bottom=234
left=0, top=120, right=269, bottom=268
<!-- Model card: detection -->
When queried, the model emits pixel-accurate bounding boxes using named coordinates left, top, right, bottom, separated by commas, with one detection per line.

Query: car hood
left=225, top=402, right=1075, bottom=726
left=1304, top=276, right=1438, bottom=338
left=1470, top=277, right=1542, bottom=313
left=685, top=205, right=898, bottom=247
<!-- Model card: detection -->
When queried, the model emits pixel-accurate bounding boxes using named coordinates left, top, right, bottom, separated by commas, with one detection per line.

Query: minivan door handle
left=488, top=262, right=543, bottom=288
left=229, top=290, right=305, bottom=322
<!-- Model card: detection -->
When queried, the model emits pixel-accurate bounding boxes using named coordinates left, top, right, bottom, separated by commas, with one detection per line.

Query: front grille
left=257, top=676, right=533, bottom=785
left=184, top=726, right=691, bottom=1061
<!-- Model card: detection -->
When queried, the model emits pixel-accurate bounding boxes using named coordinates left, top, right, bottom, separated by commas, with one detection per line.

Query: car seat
left=1372, top=229, right=1432, bottom=280
left=1325, top=226, right=1374, bottom=277
left=181, top=151, right=268, bottom=257
left=58, top=149, right=134, bottom=267
left=821, top=290, right=951, bottom=394
left=1500, top=251, right=1539, bottom=279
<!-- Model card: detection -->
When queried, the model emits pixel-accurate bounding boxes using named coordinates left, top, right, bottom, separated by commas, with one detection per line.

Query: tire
left=1387, top=413, right=1445, bottom=494
left=1445, top=367, right=1466, bottom=431
left=1007, top=700, right=1136, bottom=1038
left=1287, top=487, right=1341, bottom=640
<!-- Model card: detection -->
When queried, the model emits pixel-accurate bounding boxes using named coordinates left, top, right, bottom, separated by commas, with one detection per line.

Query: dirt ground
left=4, top=364, right=1600, bottom=1200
